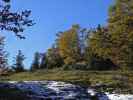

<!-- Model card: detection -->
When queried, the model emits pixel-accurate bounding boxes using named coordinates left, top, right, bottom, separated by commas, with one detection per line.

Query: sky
left=3, top=0, right=113, bottom=68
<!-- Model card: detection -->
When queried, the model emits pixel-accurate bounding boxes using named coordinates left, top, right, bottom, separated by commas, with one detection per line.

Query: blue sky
left=4, top=0, right=113, bottom=68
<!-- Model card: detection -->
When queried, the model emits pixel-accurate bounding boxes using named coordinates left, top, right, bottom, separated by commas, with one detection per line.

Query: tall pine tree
left=12, top=50, right=25, bottom=72
left=30, top=52, right=40, bottom=71
left=0, top=36, right=8, bottom=75
left=40, top=53, right=47, bottom=69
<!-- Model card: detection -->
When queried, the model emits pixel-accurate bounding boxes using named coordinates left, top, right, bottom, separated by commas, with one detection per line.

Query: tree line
left=29, top=25, right=115, bottom=71
left=29, top=0, right=133, bottom=71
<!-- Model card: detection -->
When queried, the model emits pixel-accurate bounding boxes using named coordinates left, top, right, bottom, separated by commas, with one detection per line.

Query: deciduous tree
left=57, top=25, right=81, bottom=65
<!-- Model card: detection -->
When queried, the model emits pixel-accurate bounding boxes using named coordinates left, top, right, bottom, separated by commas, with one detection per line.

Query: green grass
left=1, top=69, right=133, bottom=93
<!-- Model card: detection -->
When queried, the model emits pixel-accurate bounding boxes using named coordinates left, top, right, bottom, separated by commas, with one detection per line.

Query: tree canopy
left=0, top=0, right=34, bottom=39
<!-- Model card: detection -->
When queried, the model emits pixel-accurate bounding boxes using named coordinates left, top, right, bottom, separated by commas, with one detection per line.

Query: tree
left=88, top=0, right=133, bottom=69
left=89, top=25, right=111, bottom=58
left=85, top=47, right=115, bottom=70
left=107, top=0, right=133, bottom=68
left=12, top=50, right=25, bottom=72
left=40, top=53, right=46, bottom=69
left=0, top=0, right=34, bottom=39
left=57, top=25, right=81, bottom=65
left=0, top=36, right=8, bottom=75
left=44, top=46, right=64, bottom=69
left=88, top=25, right=116, bottom=70
left=30, top=52, right=40, bottom=71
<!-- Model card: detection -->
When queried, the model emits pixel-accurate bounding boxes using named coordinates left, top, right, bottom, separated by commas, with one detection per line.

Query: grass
left=1, top=68, right=133, bottom=93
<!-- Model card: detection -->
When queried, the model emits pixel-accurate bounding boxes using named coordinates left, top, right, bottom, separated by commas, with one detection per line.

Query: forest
left=0, top=0, right=133, bottom=100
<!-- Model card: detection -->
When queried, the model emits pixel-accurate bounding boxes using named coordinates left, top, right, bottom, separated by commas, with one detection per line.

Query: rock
left=0, top=81, right=132, bottom=100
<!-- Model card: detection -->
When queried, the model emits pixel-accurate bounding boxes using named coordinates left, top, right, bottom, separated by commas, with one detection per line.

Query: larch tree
left=57, top=25, right=81, bottom=65
left=87, top=25, right=115, bottom=70
left=108, top=0, right=133, bottom=68
left=89, top=25, right=112, bottom=59
left=88, top=0, right=133, bottom=69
